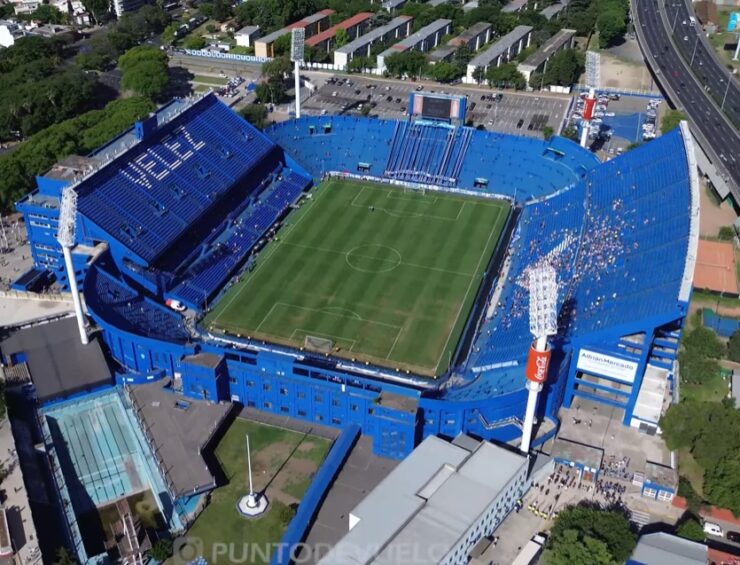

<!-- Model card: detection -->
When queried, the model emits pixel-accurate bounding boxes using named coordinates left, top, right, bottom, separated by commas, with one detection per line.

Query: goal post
left=304, top=335, right=334, bottom=353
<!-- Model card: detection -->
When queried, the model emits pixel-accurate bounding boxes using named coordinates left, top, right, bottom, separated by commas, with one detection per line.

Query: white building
left=319, top=434, right=530, bottom=565
left=376, top=18, right=452, bottom=73
left=235, top=25, right=260, bottom=48
left=465, top=25, right=532, bottom=83
left=0, top=19, right=22, bottom=47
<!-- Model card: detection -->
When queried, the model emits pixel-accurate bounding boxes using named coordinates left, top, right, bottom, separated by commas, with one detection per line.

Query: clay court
left=694, top=240, right=739, bottom=296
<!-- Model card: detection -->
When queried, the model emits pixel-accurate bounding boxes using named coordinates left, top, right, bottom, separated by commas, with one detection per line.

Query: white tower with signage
left=520, top=265, right=558, bottom=454
left=291, top=28, right=305, bottom=119
left=57, top=187, right=89, bottom=346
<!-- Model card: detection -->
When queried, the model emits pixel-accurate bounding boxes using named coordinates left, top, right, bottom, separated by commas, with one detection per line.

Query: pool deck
left=128, top=380, right=232, bottom=497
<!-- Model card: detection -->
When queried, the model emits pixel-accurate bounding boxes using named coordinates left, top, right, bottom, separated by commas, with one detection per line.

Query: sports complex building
left=14, top=90, right=697, bottom=476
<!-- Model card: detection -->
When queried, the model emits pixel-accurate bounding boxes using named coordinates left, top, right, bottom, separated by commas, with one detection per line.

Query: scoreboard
left=409, top=92, right=467, bottom=123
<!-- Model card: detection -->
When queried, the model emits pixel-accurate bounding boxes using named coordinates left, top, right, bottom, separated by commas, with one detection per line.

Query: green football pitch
left=204, top=179, right=510, bottom=376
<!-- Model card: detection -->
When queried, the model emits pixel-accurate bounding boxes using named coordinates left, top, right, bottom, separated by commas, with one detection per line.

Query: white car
left=704, top=522, right=723, bottom=537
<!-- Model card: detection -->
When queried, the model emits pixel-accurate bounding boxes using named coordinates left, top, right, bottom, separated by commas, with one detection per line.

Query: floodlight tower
left=57, top=187, right=89, bottom=345
left=291, top=28, right=305, bottom=119
left=520, top=265, right=558, bottom=454
left=580, top=87, right=597, bottom=148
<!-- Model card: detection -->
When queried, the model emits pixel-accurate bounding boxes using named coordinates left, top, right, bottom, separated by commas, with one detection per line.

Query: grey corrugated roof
left=453, top=21, right=492, bottom=44
left=468, top=25, right=533, bottom=67
left=319, top=435, right=526, bottom=564
left=378, top=19, right=452, bottom=58
left=629, top=533, right=707, bottom=565
left=336, top=16, right=413, bottom=55
left=518, top=28, right=576, bottom=70
left=502, top=0, right=528, bottom=12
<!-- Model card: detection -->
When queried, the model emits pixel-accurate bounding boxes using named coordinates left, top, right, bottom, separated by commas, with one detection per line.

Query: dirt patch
left=598, top=52, right=656, bottom=91
left=699, top=180, right=738, bottom=237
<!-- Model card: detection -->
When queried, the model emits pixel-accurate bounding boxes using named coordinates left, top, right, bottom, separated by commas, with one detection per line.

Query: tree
left=384, top=51, right=427, bottom=78
left=704, top=447, right=740, bottom=516
left=161, top=23, right=179, bottom=45
left=29, top=5, right=67, bottom=24
left=239, top=104, right=268, bottom=129
left=597, top=2, right=628, bottom=48
left=119, top=46, right=169, bottom=100
left=471, top=65, right=486, bottom=85
left=544, top=529, right=612, bottom=565
left=660, top=401, right=709, bottom=451
left=53, top=547, right=76, bottom=565
left=149, top=538, right=173, bottom=561
left=543, top=125, right=554, bottom=140
left=547, top=505, right=636, bottom=563
left=661, top=109, right=685, bottom=134
left=82, top=0, right=110, bottom=24
left=183, top=35, right=207, bottom=49
left=562, top=125, right=579, bottom=141
left=429, top=62, right=463, bottom=83
left=75, top=51, right=110, bottom=70
left=348, top=55, right=373, bottom=72
left=486, top=62, right=526, bottom=90
left=682, top=325, right=724, bottom=360
left=676, top=515, right=705, bottom=541
left=541, top=49, right=584, bottom=87
left=718, top=226, right=735, bottom=241
left=728, top=330, right=740, bottom=363
left=335, top=27, right=348, bottom=48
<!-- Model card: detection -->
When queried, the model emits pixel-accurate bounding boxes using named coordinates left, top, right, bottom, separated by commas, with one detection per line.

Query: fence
left=270, top=424, right=361, bottom=565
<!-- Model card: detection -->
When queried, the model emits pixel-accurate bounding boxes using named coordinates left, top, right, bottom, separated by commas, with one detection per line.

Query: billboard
left=576, top=349, right=638, bottom=383
left=728, top=12, right=739, bottom=33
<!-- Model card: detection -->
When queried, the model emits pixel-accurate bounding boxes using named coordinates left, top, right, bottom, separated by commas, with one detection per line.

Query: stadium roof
left=468, top=25, right=533, bottom=68
left=306, top=12, right=373, bottom=47
left=320, top=435, right=526, bottom=564
left=518, top=28, right=576, bottom=71
left=0, top=317, right=112, bottom=404
left=378, top=19, right=452, bottom=57
left=335, top=16, right=414, bottom=55
left=693, top=239, right=738, bottom=295
left=627, top=533, right=707, bottom=565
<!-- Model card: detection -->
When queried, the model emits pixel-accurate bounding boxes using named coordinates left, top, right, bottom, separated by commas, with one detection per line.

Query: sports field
left=205, top=179, right=510, bottom=376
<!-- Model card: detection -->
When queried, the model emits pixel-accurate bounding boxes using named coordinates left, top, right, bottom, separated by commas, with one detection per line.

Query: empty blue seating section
left=448, top=129, right=692, bottom=400
left=266, top=116, right=599, bottom=200
left=84, top=265, right=191, bottom=342
left=384, top=122, right=473, bottom=186
left=168, top=169, right=310, bottom=309
left=76, top=95, right=276, bottom=263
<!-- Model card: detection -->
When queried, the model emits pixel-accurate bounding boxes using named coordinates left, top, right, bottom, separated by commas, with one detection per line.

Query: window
left=331, top=417, right=341, bottom=425
left=279, top=387, right=288, bottom=395
left=263, top=401, right=272, bottom=409
left=316, top=414, right=324, bottom=422
left=332, top=399, right=341, bottom=407
left=280, top=406, right=289, bottom=413
left=229, top=377, right=237, bottom=384
left=263, top=383, right=271, bottom=391
left=297, top=391, right=306, bottom=399
left=315, top=394, right=323, bottom=403
left=246, top=380, right=255, bottom=388
left=297, top=409, right=307, bottom=417
left=294, top=367, right=309, bottom=376
left=247, top=400, right=255, bottom=407
left=350, top=404, right=358, bottom=412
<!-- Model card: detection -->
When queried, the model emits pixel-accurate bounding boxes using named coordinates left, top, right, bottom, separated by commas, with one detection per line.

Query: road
left=664, top=0, right=740, bottom=127
left=633, top=0, right=740, bottom=193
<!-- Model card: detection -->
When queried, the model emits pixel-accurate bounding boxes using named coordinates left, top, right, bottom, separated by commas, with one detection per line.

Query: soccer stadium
left=15, top=88, right=698, bottom=472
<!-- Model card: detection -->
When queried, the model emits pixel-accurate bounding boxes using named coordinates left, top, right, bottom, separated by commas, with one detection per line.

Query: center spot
left=345, top=244, right=402, bottom=273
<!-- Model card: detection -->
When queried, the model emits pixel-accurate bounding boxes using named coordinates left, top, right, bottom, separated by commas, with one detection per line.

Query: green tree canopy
left=334, top=27, right=349, bottom=47
left=547, top=505, right=636, bottom=563
left=149, top=539, right=173, bottom=561
left=486, top=62, right=526, bottom=89
left=119, top=45, right=169, bottom=100
left=704, top=447, right=740, bottom=516
left=676, top=515, right=705, bottom=541
left=27, top=5, right=67, bottom=24
left=429, top=61, right=463, bottom=83
left=384, top=51, right=428, bottom=78
left=239, top=103, right=268, bottom=129
left=728, top=330, right=740, bottom=363
left=183, top=35, right=207, bottom=49
left=541, top=48, right=584, bottom=87
left=544, top=529, right=612, bottom=565
left=661, top=109, right=685, bottom=134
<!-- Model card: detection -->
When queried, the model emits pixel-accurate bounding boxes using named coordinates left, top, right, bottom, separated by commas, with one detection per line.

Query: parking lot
left=302, top=74, right=570, bottom=139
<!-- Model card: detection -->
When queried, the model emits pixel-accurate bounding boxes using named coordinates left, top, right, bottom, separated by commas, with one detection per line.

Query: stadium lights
left=520, top=265, right=558, bottom=454
left=57, top=187, right=89, bottom=346
left=291, top=28, right=305, bottom=119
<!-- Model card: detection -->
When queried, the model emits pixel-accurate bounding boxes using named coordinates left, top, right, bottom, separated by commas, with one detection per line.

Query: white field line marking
left=433, top=206, right=505, bottom=374
left=289, top=328, right=358, bottom=352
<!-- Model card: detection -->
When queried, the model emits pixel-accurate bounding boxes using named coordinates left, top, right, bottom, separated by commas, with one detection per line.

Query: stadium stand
left=266, top=116, right=599, bottom=199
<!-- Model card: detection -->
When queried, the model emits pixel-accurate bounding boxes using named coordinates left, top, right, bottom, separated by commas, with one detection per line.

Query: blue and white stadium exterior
left=16, top=92, right=699, bottom=460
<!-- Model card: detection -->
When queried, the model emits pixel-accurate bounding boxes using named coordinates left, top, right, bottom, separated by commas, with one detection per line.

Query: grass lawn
left=678, top=447, right=705, bottom=497
left=179, top=419, right=330, bottom=565
left=193, top=75, right=229, bottom=86
left=680, top=371, right=728, bottom=403
left=692, top=289, right=740, bottom=310
left=205, top=179, right=510, bottom=376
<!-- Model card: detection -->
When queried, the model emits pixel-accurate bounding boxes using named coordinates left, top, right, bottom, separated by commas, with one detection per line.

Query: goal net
left=304, top=335, right=334, bottom=353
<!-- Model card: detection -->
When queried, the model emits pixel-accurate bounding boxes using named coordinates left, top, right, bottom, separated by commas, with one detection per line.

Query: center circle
left=345, top=244, right=402, bottom=273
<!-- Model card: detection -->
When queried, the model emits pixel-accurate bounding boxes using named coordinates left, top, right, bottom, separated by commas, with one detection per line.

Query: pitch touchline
left=209, top=184, right=333, bottom=324
left=344, top=181, right=507, bottom=208
left=434, top=206, right=505, bottom=372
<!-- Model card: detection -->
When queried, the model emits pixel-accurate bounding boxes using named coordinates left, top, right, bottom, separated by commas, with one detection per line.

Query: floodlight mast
left=57, top=187, right=89, bottom=345
left=291, top=28, right=305, bottom=119
left=520, top=265, right=558, bottom=454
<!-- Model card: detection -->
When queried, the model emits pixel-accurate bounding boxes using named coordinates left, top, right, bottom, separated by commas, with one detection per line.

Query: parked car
left=704, top=522, right=723, bottom=537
